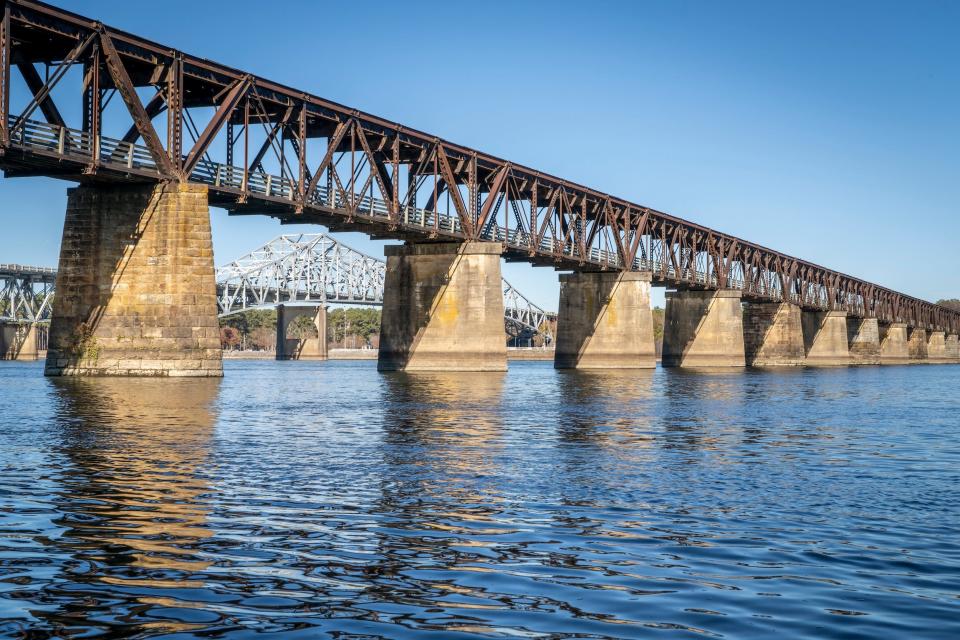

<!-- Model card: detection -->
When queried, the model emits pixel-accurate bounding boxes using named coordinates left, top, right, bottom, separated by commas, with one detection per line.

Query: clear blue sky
left=2, top=0, right=957, bottom=310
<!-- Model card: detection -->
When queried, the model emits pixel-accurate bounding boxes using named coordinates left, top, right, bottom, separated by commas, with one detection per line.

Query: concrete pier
left=45, top=184, right=222, bottom=377
left=879, top=323, right=909, bottom=365
left=1, top=323, right=39, bottom=360
left=662, top=290, right=745, bottom=367
left=926, top=330, right=947, bottom=363
left=553, top=271, right=656, bottom=369
left=801, top=311, right=850, bottom=366
left=847, top=317, right=881, bottom=365
left=743, top=302, right=805, bottom=367
left=377, top=241, right=507, bottom=371
left=946, top=334, right=960, bottom=363
left=276, top=304, right=328, bottom=360
left=907, top=328, right=928, bottom=363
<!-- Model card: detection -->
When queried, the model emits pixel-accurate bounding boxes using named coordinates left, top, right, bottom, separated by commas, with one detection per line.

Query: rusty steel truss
left=0, top=0, right=956, bottom=334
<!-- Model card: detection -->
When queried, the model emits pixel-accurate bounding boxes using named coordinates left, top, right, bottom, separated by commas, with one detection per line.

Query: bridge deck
left=0, top=0, right=956, bottom=333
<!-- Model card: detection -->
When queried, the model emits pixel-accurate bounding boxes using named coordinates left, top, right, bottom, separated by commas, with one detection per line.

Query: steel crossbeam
left=0, top=0, right=956, bottom=334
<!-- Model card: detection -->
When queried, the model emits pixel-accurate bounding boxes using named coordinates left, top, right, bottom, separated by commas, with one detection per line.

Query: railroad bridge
left=0, top=0, right=957, bottom=375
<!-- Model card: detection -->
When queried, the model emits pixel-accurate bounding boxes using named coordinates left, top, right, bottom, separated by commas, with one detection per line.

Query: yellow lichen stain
left=435, top=288, right=459, bottom=327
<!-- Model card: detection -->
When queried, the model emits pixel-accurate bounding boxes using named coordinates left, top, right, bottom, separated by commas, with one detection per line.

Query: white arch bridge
left=2, top=234, right=556, bottom=344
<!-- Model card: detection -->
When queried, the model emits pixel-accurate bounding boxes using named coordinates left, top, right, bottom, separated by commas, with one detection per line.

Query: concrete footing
left=662, top=290, right=745, bottom=367
left=553, top=271, right=656, bottom=369
left=801, top=311, right=850, bottom=366
left=1, top=323, right=39, bottom=360
left=743, top=302, right=805, bottom=366
left=377, top=241, right=506, bottom=371
left=44, top=184, right=222, bottom=377
left=276, top=304, right=328, bottom=360
left=926, top=331, right=947, bottom=363
left=847, top=317, right=881, bottom=365
left=946, top=334, right=960, bottom=363
left=879, top=323, right=909, bottom=365
left=907, top=328, right=928, bottom=363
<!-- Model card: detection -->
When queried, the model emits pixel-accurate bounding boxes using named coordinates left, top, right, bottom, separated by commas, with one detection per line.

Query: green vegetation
left=218, top=307, right=383, bottom=350
left=936, top=299, right=960, bottom=312
left=328, top=308, right=381, bottom=348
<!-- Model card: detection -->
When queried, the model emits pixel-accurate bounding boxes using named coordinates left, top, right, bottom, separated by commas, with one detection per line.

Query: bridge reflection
left=43, top=377, right=221, bottom=632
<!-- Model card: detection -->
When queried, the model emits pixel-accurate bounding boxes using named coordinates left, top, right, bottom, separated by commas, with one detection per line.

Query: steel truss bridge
left=0, top=0, right=956, bottom=334
left=1, top=234, right=557, bottom=343
left=217, top=234, right=555, bottom=342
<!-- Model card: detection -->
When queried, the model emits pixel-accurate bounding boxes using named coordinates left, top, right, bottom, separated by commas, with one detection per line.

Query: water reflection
left=37, top=378, right=220, bottom=634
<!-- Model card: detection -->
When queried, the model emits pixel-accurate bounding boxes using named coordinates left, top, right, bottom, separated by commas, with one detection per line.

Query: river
left=1, top=360, right=957, bottom=638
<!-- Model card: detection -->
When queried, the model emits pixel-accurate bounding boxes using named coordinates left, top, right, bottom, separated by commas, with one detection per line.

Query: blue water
left=0, top=360, right=958, bottom=638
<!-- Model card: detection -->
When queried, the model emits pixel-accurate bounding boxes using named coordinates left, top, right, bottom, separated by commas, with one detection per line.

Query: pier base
left=743, top=302, right=805, bottom=367
left=45, top=184, right=222, bottom=377
left=801, top=311, right=850, bottom=366
left=847, top=317, right=881, bottom=365
left=946, top=334, right=960, bottom=363
left=276, top=304, right=328, bottom=360
left=926, top=330, right=947, bottom=363
left=662, top=290, right=745, bottom=367
left=907, top=328, right=928, bottom=363
left=553, top=271, right=656, bottom=369
left=879, top=323, right=909, bottom=365
left=377, top=241, right=506, bottom=371
left=1, top=323, right=39, bottom=360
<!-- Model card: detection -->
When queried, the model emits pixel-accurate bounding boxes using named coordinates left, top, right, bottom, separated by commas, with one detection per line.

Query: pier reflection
left=41, top=377, right=221, bottom=633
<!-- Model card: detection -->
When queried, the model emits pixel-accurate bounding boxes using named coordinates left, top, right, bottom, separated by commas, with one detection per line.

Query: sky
left=1, top=0, right=957, bottom=310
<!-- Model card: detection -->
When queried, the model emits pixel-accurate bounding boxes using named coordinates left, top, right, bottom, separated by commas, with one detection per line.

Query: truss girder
left=0, top=1, right=956, bottom=334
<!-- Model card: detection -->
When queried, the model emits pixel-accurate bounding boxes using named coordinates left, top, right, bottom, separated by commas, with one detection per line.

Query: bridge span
left=0, top=0, right=957, bottom=374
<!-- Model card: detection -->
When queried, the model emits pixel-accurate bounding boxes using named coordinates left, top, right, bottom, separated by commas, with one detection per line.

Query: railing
left=0, top=115, right=873, bottom=316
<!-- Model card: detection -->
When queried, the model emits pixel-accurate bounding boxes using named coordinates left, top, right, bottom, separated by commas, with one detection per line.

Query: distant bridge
left=1, top=234, right=556, bottom=343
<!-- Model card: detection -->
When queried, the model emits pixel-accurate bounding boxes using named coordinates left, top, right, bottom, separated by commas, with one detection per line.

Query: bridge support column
left=743, top=302, right=804, bottom=366
left=927, top=331, right=947, bottom=363
left=553, top=271, right=655, bottom=369
left=907, top=328, right=928, bottom=363
left=847, top=317, right=881, bottom=365
left=377, top=241, right=506, bottom=371
left=1, top=323, right=39, bottom=361
left=879, top=323, right=909, bottom=365
left=662, top=290, right=745, bottom=367
left=276, top=304, right=328, bottom=360
left=801, top=311, right=850, bottom=366
left=946, top=334, right=960, bottom=363
left=45, top=184, right=222, bottom=377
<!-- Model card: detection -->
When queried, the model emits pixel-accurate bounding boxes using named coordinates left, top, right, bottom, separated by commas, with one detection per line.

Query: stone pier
left=377, top=241, right=507, bottom=371
left=801, top=311, right=849, bottom=366
left=946, top=334, right=960, bottom=362
left=276, top=304, right=328, bottom=360
left=926, top=331, right=947, bottom=363
left=662, top=290, right=745, bottom=367
left=907, top=328, right=928, bottom=363
left=553, top=271, right=656, bottom=369
left=846, top=317, right=881, bottom=365
left=45, top=184, right=222, bottom=377
left=742, top=302, right=804, bottom=367
left=0, top=323, right=39, bottom=360
left=879, top=322, right=909, bottom=365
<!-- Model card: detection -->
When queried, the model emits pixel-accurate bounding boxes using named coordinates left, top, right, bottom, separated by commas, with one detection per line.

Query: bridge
left=0, top=235, right=556, bottom=359
left=0, top=0, right=957, bottom=374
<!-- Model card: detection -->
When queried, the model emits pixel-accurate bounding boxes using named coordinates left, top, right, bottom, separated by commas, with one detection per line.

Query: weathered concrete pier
left=377, top=242, right=507, bottom=372
left=275, top=304, right=328, bottom=361
left=554, top=271, right=656, bottom=369
left=662, top=290, right=745, bottom=367
left=44, top=185, right=222, bottom=377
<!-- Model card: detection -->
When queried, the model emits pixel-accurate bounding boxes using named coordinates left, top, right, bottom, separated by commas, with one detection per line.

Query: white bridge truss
left=3, top=235, right=556, bottom=342
left=219, top=234, right=555, bottom=342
